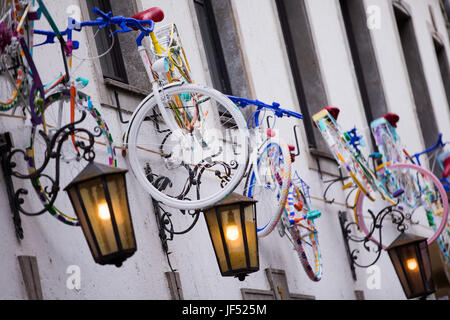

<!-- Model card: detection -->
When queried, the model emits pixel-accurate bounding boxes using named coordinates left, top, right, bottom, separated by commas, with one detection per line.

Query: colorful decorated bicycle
left=278, top=172, right=323, bottom=281
left=369, top=114, right=449, bottom=264
left=118, top=6, right=301, bottom=212
left=1, top=0, right=116, bottom=224
left=410, top=133, right=450, bottom=264
left=232, top=97, right=299, bottom=239
left=235, top=100, right=322, bottom=281
left=312, top=107, right=448, bottom=250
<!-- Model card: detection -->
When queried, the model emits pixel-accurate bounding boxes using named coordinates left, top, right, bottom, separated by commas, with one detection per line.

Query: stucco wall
left=0, top=0, right=448, bottom=300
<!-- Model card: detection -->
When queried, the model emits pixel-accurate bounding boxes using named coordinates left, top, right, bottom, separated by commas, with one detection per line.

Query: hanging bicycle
left=312, top=107, right=448, bottom=249
left=278, top=172, right=323, bottom=281
left=2, top=0, right=117, bottom=225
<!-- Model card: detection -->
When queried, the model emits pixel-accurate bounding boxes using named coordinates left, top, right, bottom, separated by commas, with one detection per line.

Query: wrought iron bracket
left=338, top=201, right=406, bottom=269
left=0, top=132, right=24, bottom=240
left=1, top=111, right=98, bottom=218
left=321, top=169, right=351, bottom=205
left=152, top=198, right=201, bottom=249
left=338, top=211, right=357, bottom=280
left=152, top=198, right=170, bottom=253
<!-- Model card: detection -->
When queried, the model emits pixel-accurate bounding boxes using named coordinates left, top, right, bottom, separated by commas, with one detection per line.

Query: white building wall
left=0, top=0, right=448, bottom=300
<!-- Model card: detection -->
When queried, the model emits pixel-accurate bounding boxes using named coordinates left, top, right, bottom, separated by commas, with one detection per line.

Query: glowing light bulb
left=98, top=202, right=111, bottom=221
left=226, top=225, right=239, bottom=241
left=407, top=258, right=418, bottom=271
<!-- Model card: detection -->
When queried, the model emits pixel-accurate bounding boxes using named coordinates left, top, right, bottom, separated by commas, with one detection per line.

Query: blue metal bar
left=441, top=178, right=450, bottom=192
left=227, top=95, right=303, bottom=120
left=411, top=133, right=446, bottom=166
left=33, top=7, right=154, bottom=47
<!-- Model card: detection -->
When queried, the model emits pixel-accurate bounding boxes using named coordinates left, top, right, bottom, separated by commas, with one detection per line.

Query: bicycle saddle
left=324, top=106, right=340, bottom=121
left=132, top=7, right=164, bottom=23
left=442, top=153, right=450, bottom=178
left=382, top=113, right=399, bottom=128
left=313, top=106, right=340, bottom=128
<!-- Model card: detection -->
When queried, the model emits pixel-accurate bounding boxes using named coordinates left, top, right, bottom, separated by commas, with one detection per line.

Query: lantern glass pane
left=397, top=244, right=424, bottom=296
left=219, top=204, right=247, bottom=271
left=106, top=174, right=135, bottom=250
left=388, top=249, right=412, bottom=298
left=68, top=187, right=99, bottom=259
left=419, top=242, right=433, bottom=291
left=244, top=204, right=258, bottom=268
left=204, top=208, right=229, bottom=273
left=78, top=178, right=118, bottom=256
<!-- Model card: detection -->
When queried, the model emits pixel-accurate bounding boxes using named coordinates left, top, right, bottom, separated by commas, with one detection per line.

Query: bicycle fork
left=137, top=45, right=180, bottom=133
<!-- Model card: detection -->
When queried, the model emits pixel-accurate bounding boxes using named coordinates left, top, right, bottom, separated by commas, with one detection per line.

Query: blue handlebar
left=412, top=133, right=446, bottom=166
left=34, top=7, right=154, bottom=48
left=227, top=95, right=303, bottom=120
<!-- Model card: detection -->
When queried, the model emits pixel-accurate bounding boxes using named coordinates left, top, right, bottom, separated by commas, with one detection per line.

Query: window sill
left=104, top=78, right=150, bottom=98
left=307, top=147, right=342, bottom=178
left=308, top=147, right=335, bottom=161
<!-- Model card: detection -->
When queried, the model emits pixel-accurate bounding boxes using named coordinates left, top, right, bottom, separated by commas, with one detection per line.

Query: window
left=241, top=268, right=315, bottom=300
left=265, top=268, right=315, bottom=300
left=392, top=2, right=440, bottom=151
left=275, top=0, right=329, bottom=154
left=18, top=255, right=43, bottom=300
left=193, top=0, right=252, bottom=127
left=441, top=0, right=450, bottom=26
left=432, top=35, right=450, bottom=112
left=354, top=290, right=365, bottom=300
left=193, top=0, right=232, bottom=95
left=240, top=288, right=276, bottom=300
left=86, top=0, right=128, bottom=83
left=339, top=0, right=388, bottom=126
left=85, top=0, right=149, bottom=93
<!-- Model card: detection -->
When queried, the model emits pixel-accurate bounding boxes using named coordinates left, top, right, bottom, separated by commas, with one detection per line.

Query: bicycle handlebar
left=411, top=133, right=447, bottom=165
left=33, top=7, right=154, bottom=48
left=227, top=95, right=303, bottom=120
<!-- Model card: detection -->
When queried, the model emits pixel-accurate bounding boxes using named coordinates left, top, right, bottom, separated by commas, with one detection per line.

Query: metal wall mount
left=338, top=200, right=406, bottom=270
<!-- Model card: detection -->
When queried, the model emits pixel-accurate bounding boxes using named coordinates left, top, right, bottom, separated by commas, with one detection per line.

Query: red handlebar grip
left=132, top=7, right=164, bottom=23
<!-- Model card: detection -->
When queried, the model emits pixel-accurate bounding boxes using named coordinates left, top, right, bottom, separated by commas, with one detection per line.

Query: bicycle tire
left=378, top=130, right=417, bottom=207
left=0, top=46, right=27, bottom=110
left=0, top=0, right=33, bottom=111
left=126, top=83, right=249, bottom=210
left=355, top=162, right=449, bottom=249
left=27, top=89, right=117, bottom=226
left=245, top=141, right=292, bottom=238
left=285, top=182, right=322, bottom=281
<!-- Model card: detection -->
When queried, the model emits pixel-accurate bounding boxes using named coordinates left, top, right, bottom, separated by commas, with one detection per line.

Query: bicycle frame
left=4, top=0, right=72, bottom=125
left=412, top=133, right=446, bottom=166
left=32, top=5, right=175, bottom=135
left=411, top=133, right=450, bottom=191
left=313, top=109, right=394, bottom=203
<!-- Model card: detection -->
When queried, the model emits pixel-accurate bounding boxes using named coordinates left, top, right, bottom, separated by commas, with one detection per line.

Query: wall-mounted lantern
left=386, top=233, right=435, bottom=299
left=65, top=162, right=136, bottom=267
left=203, top=192, right=259, bottom=281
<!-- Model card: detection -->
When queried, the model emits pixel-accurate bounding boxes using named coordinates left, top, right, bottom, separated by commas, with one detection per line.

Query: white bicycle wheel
left=127, top=83, right=249, bottom=210
left=244, top=142, right=292, bottom=238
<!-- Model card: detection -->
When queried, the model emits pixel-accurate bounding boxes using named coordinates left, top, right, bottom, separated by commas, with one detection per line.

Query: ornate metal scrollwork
left=148, top=152, right=238, bottom=250
left=339, top=201, right=407, bottom=270
left=0, top=111, right=100, bottom=238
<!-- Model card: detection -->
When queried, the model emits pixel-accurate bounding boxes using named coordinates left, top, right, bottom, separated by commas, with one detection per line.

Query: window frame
left=85, top=0, right=129, bottom=84
left=193, top=0, right=233, bottom=95
left=274, top=0, right=330, bottom=155
left=338, top=0, right=389, bottom=129
left=392, top=0, right=441, bottom=152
